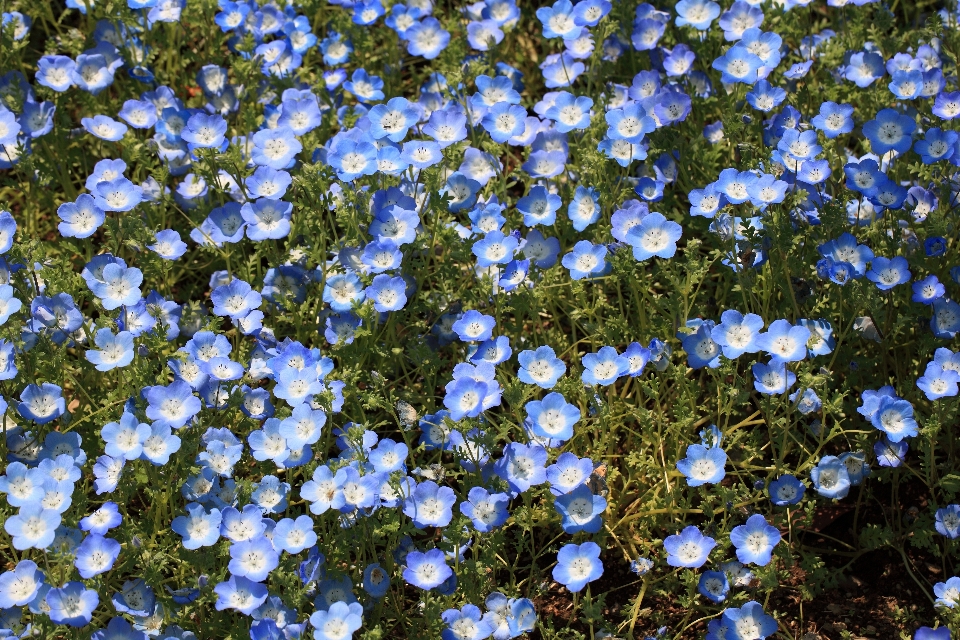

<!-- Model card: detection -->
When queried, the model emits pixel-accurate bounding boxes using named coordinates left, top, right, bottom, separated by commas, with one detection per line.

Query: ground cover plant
left=3, top=0, right=960, bottom=637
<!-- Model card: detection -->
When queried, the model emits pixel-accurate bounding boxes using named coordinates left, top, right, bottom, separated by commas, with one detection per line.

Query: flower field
left=0, top=0, right=959, bottom=638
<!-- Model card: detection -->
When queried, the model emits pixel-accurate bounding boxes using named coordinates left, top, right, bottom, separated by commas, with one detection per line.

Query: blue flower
left=934, top=576, right=960, bottom=608
left=403, top=480, right=456, bottom=528
left=934, top=91, right=960, bottom=120
left=79, top=502, right=122, bottom=536
left=74, top=533, right=121, bottom=578
left=573, top=0, right=609, bottom=25
left=698, top=570, right=730, bottom=603
left=365, top=274, right=408, bottom=312
left=368, top=97, right=420, bottom=142
left=875, top=437, right=908, bottom=468
left=676, top=442, right=727, bottom=487
left=914, top=128, right=957, bottom=164
left=85, top=328, right=135, bottom=372
left=0, top=560, right=43, bottom=608
left=335, top=467, right=379, bottom=512
left=581, top=346, right=629, bottom=385
left=252, top=127, right=302, bottom=169
left=220, top=504, right=266, bottom=543
left=730, top=514, right=781, bottom=566
left=933, top=299, right=960, bottom=338
left=495, top=442, right=547, bottom=493
left=888, top=68, right=924, bottom=100
left=401, top=139, right=443, bottom=169
left=818, top=232, right=874, bottom=276
left=523, top=148, right=567, bottom=177
left=0, top=285, right=20, bottom=328
left=460, top=486, right=510, bottom=532
left=47, top=582, right=99, bottom=627
left=148, top=229, right=187, bottom=260
left=844, top=51, right=885, bottom=87
left=499, top=259, right=529, bottom=291
left=70, top=52, right=116, bottom=95
left=769, top=474, right=805, bottom=506
left=917, top=363, right=959, bottom=400
left=228, top=536, right=279, bottom=581
left=4, top=504, right=60, bottom=549
left=663, top=525, right=715, bottom=568
left=172, top=502, right=222, bottom=549
left=560, top=240, right=606, bottom=280
left=213, top=576, right=268, bottom=615
left=935, top=504, right=960, bottom=539
left=566, top=186, right=601, bottom=231
left=248, top=419, right=290, bottom=466
left=481, top=102, right=527, bottom=143
left=746, top=79, right=786, bottom=112
left=627, top=212, right=682, bottom=261
left=0, top=110, right=20, bottom=146
left=36, top=55, right=75, bottom=92
left=632, top=18, right=665, bottom=52
left=752, top=361, right=796, bottom=395
left=404, top=16, right=450, bottom=59
left=555, top=484, right=606, bottom=533
left=101, top=412, right=150, bottom=461
left=688, top=185, right=725, bottom=218
left=757, top=319, right=810, bottom=363
left=789, top=388, right=822, bottom=414
left=241, top=199, right=292, bottom=241
left=144, top=380, right=201, bottom=429
left=546, top=93, right=593, bottom=133
left=537, top=0, right=580, bottom=38
left=542, top=52, right=585, bottom=88
left=471, top=336, right=513, bottom=366
left=518, top=345, right=566, bottom=388
left=682, top=323, right=721, bottom=369
left=712, top=310, right=763, bottom=358
left=94, top=177, right=143, bottom=213
left=675, top=0, right=720, bottom=29
left=552, top=542, right=603, bottom=592
left=211, top=278, right=262, bottom=320
left=0, top=462, right=42, bottom=509
left=17, top=383, right=65, bottom=424
left=89, top=263, right=143, bottom=309
left=862, top=108, right=916, bottom=156
left=869, top=396, right=918, bottom=442
left=182, top=113, right=227, bottom=149
left=423, top=108, right=468, bottom=148
left=811, top=455, right=851, bottom=499
left=403, top=548, right=452, bottom=590
left=82, top=114, right=128, bottom=141
left=636, top=177, right=665, bottom=202
left=245, top=167, right=291, bottom=200
left=309, top=601, right=363, bottom=639
left=441, top=604, right=493, bottom=640
left=525, top=392, right=580, bottom=442
left=467, top=20, right=503, bottom=51
left=543, top=453, right=592, bottom=497
left=362, top=563, right=390, bottom=599
left=915, top=627, right=951, bottom=640
left=473, top=230, right=519, bottom=268
left=278, top=404, right=326, bottom=450
left=721, top=601, right=778, bottom=639
left=712, top=44, right=763, bottom=84
left=809, top=101, right=853, bottom=139
left=452, top=310, right=496, bottom=343
left=118, top=99, right=158, bottom=130
left=323, top=273, right=366, bottom=313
